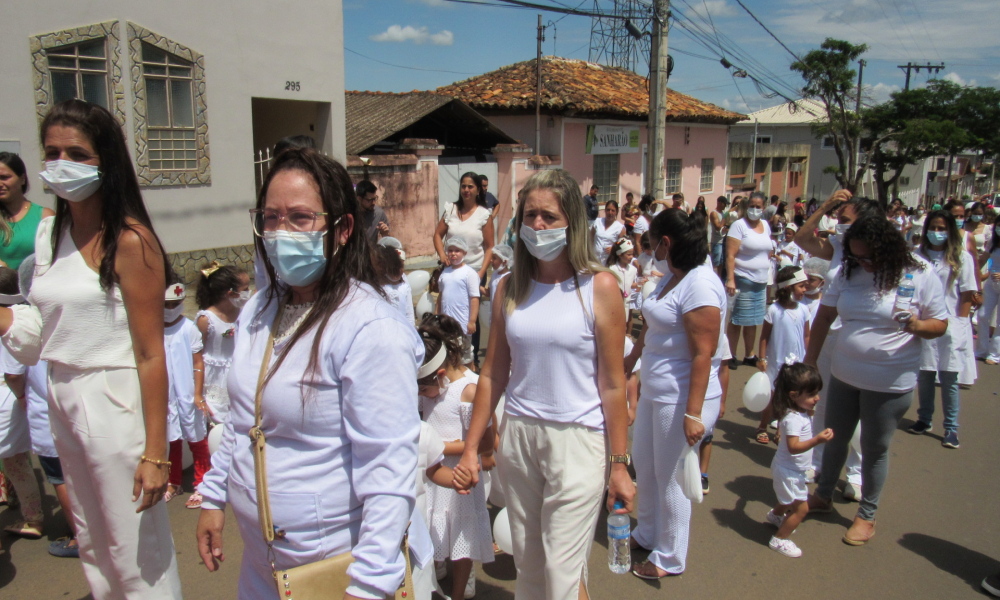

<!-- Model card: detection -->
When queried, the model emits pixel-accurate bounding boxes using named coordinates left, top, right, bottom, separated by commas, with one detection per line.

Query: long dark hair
left=649, top=208, right=708, bottom=272
left=255, top=148, right=383, bottom=384
left=842, top=213, right=922, bottom=294
left=40, top=100, right=169, bottom=290
left=455, top=172, right=486, bottom=208
left=0, top=152, right=29, bottom=245
left=919, top=210, right=963, bottom=289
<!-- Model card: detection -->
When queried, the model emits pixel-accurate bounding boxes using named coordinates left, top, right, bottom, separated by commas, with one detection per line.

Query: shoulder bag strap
left=250, top=298, right=286, bottom=546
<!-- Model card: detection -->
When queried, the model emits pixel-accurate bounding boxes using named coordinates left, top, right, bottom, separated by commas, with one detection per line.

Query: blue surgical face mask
left=972, top=215, right=983, bottom=223
left=926, top=230, right=949, bottom=246
left=263, top=217, right=341, bottom=287
left=956, top=219, right=966, bottom=229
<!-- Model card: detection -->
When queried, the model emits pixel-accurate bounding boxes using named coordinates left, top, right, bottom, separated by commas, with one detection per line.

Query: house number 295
left=285, top=81, right=301, bottom=91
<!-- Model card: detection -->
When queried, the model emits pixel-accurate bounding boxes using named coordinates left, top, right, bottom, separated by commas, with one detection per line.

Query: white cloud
left=943, top=72, right=977, bottom=87
left=370, top=25, right=454, bottom=45
left=867, top=82, right=900, bottom=104
left=690, top=0, right=738, bottom=18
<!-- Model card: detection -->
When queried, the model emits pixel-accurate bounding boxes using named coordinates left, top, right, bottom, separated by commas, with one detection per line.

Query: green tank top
left=0, top=203, right=44, bottom=271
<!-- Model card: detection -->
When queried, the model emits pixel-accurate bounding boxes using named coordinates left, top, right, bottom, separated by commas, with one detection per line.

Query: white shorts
left=461, top=334, right=474, bottom=365
left=772, top=464, right=809, bottom=505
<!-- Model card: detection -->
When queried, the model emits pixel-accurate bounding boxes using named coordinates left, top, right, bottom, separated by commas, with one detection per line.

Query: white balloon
left=408, top=270, right=431, bottom=297
left=641, top=280, right=658, bottom=300
left=181, top=443, right=194, bottom=470
left=207, top=425, right=224, bottom=455
left=742, top=371, right=771, bottom=412
left=493, top=507, right=514, bottom=555
left=415, top=292, right=434, bottom=322
left=850, top=423, right=862, bottom=454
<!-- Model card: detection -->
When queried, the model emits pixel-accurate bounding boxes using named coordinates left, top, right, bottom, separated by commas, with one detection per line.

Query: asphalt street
left=2, top=355, right=998, bottom=599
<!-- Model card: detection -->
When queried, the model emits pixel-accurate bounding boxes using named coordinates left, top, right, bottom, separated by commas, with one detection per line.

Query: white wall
left=0, top=2, right=346, bottom=253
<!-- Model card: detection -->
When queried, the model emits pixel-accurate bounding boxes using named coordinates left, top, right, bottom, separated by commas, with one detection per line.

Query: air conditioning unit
left=789, top=162, right=804, bottom=172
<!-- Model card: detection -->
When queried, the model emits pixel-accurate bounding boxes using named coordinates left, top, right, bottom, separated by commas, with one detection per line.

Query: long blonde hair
left=503, top=169, right=610, bottom=313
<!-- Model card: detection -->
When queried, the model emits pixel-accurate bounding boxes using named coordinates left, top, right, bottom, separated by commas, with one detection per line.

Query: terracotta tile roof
left=436, top=56, right=745, bottom=124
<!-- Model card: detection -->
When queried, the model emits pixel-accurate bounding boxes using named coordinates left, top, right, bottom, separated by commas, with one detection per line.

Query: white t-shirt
left=640, top=262, right=727, bottom=403
left=632, top=215, right=650, bottom=238
left=777, top=240, right=803, bottom=267
left=764, top=302, right=810, bottom=385
left=819, top=214, right=837, bottom=234
left=443, top=204, right=492, bottom=272
left=919, top=248, right=978, bottom=373
left=489, top=269, right=509, bottom=303
left=636, top=252, right=661, bottom=280
left=821, top=254, right=949, bottom=392
left=438, top=264, right=480, bottom=334
left=593, top=218, right=625, bottom=263
left=773, top=411, right=813, bottom=472
left=1, top=348, right=55, bottom=458
left=801, top=294, right=822, bottom=322
left=920, top=249, right=977, bottom=317
left=383, top=275, right=415, bottom=326
left=727, top=218, right=773, bottom=283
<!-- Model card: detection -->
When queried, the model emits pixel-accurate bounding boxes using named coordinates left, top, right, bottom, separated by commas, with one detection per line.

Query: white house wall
left=0, top=2, right=346, bottom=254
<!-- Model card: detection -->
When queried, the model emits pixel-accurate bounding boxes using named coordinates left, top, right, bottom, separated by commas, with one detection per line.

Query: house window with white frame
left=593, top=154, right=620, bottom=207
left=141, top=43, right=196, bottom=171
left=700, top=158, right=714, bottom=192
left=822, top=136, right=835, bottom=149
left=46, top=39, right=110, bottom=109
left=666, top=159, right=682, bottom=194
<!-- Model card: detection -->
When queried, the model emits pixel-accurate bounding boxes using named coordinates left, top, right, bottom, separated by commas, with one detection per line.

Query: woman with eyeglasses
left=196, top=148, right=424, bottom=599
left=804, top=213, right=948, bottom=547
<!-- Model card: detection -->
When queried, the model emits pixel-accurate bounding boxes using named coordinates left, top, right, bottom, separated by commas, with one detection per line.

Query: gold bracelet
left=140, top=455, right=172, bottom=467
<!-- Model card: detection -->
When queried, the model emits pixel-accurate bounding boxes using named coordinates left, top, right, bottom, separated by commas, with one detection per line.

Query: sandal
left=48, top=536, right=80, bottom=558
left=186, top=491, right=203, bottom=509
left=631, top=560, right=669, bottom=580
left=4, top=520, right=43, bottom=539
left=843, top=517, right=876, bottom=546
left=164, top=485, right=181, bottom=503
left=755, top=429, right=770, bottom=444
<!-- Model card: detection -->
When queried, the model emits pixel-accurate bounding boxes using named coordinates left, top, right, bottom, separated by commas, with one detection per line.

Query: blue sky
left=343, top=0, right=999, bottom=115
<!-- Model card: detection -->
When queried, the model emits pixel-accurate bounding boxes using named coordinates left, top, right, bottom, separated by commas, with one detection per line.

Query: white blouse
left=443, top=204, right=492, bottom=272
left=198, top=282, right=424, bottom=599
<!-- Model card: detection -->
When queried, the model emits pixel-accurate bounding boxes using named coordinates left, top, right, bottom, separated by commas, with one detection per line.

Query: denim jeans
left=917, top=370, right=960, bottom=432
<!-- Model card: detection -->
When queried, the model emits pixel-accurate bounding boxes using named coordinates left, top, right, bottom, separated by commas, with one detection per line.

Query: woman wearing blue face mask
left=454, top=168, right=634, bottom=600
left=196, top=148, right=423, bottom=600
left=0, top=100, right=181, bottom=597
left=908, top=211, right=977, bottom=449
left=723, top=191, right=773, bottom=378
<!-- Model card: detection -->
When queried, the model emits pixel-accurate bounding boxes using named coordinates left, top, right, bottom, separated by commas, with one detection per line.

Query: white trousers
left=813, top=329, right=862, bottom=485
left=498, top=415, right=607, bottom=600
left=632, top=397, right=719, bottom=574
left=49, top=364, right=183, bottom=600
left=977, top=279, right=1000, bottom=360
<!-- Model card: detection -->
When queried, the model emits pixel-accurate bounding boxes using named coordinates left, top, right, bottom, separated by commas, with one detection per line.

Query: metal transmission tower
left=588, top=0, right=652, bottom=73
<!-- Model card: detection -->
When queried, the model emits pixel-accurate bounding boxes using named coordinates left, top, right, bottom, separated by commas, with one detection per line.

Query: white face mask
left=519, top=224, right=568, bottom=262
left=805, top=284, right=823, bottom=296
left=164, top=305, right=185, bottom=323
left=746, top=207, right=763, bottom=221
left=835, top=223, right=851, bottom=236
left=230, top=289, right=251, bottom=309
left=39, top=159, right=102, bottom=202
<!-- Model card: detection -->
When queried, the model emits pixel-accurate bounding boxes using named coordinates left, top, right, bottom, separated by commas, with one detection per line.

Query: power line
left=732, top=0, right=800, bottom=61
left=344, top=47, right=479, bottom=75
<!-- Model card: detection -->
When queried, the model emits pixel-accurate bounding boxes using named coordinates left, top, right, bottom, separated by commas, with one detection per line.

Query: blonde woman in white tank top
left=454, top=169, right=634, bottom=600
left=0, top=101, right=182, bottom=598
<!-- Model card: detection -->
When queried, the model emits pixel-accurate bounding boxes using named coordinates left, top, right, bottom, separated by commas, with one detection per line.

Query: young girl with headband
left=608, top=237, right=639, bottom=329
left=754, top=266, right=812, bottom=445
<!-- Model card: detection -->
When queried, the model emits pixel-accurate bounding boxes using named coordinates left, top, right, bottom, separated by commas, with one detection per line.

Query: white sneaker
left=435, top=560, right=447, bottom=580
left=769, top=419, right=778, bottom=429
left=765, top=509, right=785, bottom=528
left=843, top=482, right=861, bottom=501
left=465, top=565, right=476, bottom=599
left=804, top=468, right=816, bottom=482
left=769, top=536, right=802, bottom=557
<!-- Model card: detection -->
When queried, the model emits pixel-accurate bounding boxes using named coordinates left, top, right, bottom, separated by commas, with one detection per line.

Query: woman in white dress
left=454, top=169, right=634, bottom=600
left=592, top=199, right=626, bottom=264
left=196, top=148, right=423, bottom=599
left=0, top=99, right=181, bottom=598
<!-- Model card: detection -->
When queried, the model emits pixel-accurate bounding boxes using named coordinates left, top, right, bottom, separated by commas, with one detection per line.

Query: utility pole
left=897, top=62, right=945, bottom=91
left=854, top=59, right=865, bottom=193
left=645, top=0, right=669, bottom=200
left=535, top=14, right=544, bottom=157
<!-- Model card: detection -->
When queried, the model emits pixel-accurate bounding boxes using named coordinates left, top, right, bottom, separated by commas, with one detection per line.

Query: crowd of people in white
left=1, top=99, right=999, bottom=600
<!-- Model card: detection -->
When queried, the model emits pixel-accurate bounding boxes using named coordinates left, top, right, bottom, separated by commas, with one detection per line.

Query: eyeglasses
left=249, top=209, right=330, bottom=237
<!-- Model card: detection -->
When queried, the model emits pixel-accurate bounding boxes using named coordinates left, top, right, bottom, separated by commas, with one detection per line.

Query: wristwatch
left=610, top=453, right=631, bottom=466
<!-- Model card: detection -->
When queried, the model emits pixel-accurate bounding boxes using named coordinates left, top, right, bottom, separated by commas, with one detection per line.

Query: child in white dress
left=195, top=262, right=250, bottom=424
left=163, top=280, right=211, bottom=508
left=607, top=237, right=639, bottom=328
left=755, top=266, right=812, bottom=444
left=417, top=314, right=494, bottom=600
left=765, top=363, right=833, bottom=557
left=377, top=244, right=415, bottom=325
left=487, top=244, right=513, bottom=303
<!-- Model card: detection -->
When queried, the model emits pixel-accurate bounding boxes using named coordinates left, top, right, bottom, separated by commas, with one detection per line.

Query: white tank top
left=28, top=217, right=136, bottom=369
left=504, top=273, right=604, bottom=430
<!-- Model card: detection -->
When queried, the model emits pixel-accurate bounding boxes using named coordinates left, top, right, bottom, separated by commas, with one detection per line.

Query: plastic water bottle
left=607, top=500, right=630, bottom=574
left=893, top=273, right=915, bottom=321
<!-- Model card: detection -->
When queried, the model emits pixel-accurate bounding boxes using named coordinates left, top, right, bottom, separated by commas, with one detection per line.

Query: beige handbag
left=250, top=299, right=415, bottom=600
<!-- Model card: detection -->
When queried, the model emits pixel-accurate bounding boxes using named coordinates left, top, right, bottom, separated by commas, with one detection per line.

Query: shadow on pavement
left=710, top=497, right=771, bottom=545
left=713, top=410, right=777, bottom=469
left=898, top=532, right=1000, bottom=593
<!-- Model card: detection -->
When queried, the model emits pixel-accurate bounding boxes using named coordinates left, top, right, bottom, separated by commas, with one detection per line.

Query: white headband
left=165, top=283, right=186, bottom=301
left=0, top=293, right=25, bottom=305
left=776, top=270, right=808, bottom=289
left=417, top=345, right=447, bottom=379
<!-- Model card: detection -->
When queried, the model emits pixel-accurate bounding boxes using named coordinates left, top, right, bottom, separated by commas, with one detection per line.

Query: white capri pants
left=812, top=328, right=862, bottom=486
left=49, top=364, right=183, bottom=600
left=498, top=414, right=607, bottom=600
left=632, top=396, right=720, bottom=574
